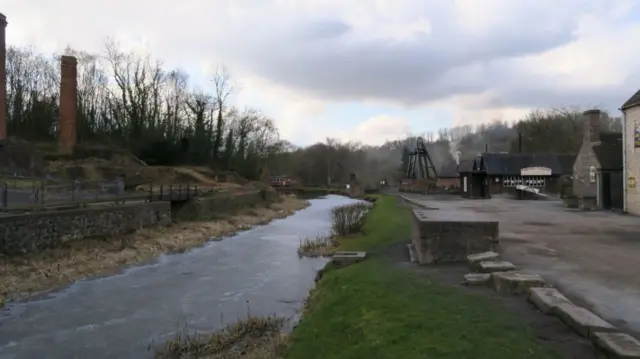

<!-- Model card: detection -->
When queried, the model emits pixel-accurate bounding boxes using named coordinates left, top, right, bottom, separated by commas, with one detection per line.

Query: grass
left=0, top=196, right=309, bottom=305
left=284, top=195, right=567, bottom=359
left=154, top=314, right=289, bottom=359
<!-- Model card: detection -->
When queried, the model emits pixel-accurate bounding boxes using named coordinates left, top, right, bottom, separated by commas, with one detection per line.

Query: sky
left=3, top=0, right=640, bottom=146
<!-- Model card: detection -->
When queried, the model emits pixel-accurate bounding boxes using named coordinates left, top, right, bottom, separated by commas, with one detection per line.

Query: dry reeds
left=154, top=314, right=288, bottom=359
left=296, top=235, right=338, bottom=257
left=0, top=196, right=309, bottom=305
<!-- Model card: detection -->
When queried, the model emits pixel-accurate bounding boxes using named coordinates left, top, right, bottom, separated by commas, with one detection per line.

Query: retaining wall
left=180, top=190, right=272, bottom=219
left=0, top=202, right=171, bottom=255
left=412, top=209, right=499, bottom=264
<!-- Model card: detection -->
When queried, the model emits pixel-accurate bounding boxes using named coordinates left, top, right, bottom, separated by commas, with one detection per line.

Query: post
left=71, top=180, right=75, bottom=201
left=39, top=179, right=44, bottom=205
left=178, top=183, right=182, bottom=198
left=169, top=184, right=173, bottom=201
left=160, top=184, right=164, bottom=201
left=0, top=13, right=7, bottom=140
left=149, top=182, right=153, bottom=202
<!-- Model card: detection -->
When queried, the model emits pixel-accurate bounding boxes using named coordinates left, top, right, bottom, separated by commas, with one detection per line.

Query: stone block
left=406, top=244, right=417, bottom=263
left=528, top=287, right=573, bottom=314
left=412, top=209, right=498, bottom=265
left=332, top=251, right=366, bottom=268
left=467, top=251, right=500, bottom=268
left=553, top=303, right=617, bottom=338
left=463, top=273, right=491, bottom=286
left=492, top=271, right=544, bottom=295
left=592, top=332, right=640, bottom=358
left=478, top=260, right=516, bottom=273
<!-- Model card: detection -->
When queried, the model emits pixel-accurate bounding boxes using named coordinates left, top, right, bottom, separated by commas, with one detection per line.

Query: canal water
left=0, top=195, right=358, bottom=359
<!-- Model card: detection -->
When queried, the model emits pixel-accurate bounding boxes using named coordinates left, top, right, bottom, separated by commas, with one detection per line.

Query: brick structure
left=58, top=55, right=78, bottom=154
left=572, top=109, right=623, bottom=210
left=0, top=13, right=7, bottom=140
left=622, top=89, right=640, bottom=215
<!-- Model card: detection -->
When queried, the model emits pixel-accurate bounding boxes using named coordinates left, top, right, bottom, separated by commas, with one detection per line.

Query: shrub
left=331, top=202, right=371, bottom=236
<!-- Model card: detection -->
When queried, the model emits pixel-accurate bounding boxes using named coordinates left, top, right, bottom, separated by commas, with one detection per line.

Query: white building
left=622, top=89, right=640, bottom=215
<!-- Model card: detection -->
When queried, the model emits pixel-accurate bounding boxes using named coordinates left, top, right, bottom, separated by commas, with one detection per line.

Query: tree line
left=4, top=43, right=624, bottom=188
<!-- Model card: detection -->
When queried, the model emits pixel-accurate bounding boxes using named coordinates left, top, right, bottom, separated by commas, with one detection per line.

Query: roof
left=593, top=132, right=622, bottom=170
left=622, top=89, right=640, bottom=111
left=479, top=152, right=577, bottom=176
left=438, top=162, right=459, bottom=178
left=458, top=159, right=474, bottom=173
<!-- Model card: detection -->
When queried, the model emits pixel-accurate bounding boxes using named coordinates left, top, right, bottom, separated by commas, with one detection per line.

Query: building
left=573, top=109, right=623, bottom=210
left=459, top=152, right=575, bottom=199
left=622, top=89, right=640, bottom=214
left=436, top=162, right=460, bottom=189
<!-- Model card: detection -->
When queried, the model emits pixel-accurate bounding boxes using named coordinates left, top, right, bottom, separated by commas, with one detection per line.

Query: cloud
left=341, top=115, right=412, bottom=146
left=4, top=0, right=640, bottom=144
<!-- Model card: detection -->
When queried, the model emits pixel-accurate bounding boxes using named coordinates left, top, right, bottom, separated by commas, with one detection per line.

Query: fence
left=0, top=177, right=202, bottom=209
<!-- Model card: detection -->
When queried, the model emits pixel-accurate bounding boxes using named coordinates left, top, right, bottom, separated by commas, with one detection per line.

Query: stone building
left=572, top=109, right=623, bottom=210
left=622, top=89, right=640, bottom=215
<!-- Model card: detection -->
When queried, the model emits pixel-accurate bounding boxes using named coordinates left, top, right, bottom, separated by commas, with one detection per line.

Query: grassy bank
left=285, top=195, right=567, bottom=359
left=0, top=196, right=308, bottom=307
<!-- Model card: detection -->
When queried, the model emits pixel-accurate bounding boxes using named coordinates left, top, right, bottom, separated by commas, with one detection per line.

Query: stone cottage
left=622, top=89, right=640, bottom=215
left=572, top=109, right=623, bottom=210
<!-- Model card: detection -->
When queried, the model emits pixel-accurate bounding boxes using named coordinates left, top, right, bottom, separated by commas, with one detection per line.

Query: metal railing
left=0, top=178, right=201, bottom=209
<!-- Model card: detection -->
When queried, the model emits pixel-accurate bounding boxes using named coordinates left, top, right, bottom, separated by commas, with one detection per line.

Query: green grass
left=285, top=195, right=564, bottom=359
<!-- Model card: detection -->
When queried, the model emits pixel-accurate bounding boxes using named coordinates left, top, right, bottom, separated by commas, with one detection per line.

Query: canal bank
left=0, top=195, right=360, bottom=358
left=0, top=194, right=308, bottom=307
left=283, top=196, right=600, bottom=359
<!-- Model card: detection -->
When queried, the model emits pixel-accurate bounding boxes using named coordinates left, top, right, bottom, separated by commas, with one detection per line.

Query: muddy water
left=0, top=195, right=357, bottom=359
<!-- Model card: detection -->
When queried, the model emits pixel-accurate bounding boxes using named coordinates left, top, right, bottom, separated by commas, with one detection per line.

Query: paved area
left=403, top=193, right=640, bottom=335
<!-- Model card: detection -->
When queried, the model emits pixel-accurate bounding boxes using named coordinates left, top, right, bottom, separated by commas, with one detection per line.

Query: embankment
left=0, top=190, right=309, bottom=305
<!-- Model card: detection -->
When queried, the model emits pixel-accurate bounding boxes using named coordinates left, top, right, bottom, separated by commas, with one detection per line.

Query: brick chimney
left=59, top=55, right=77, bottom=154
left=0, top=13, right=7, bottom=141
left=583, top=109, right=601, bottom=144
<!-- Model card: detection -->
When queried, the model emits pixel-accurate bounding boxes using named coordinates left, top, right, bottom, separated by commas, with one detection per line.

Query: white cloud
left=2, top=0, right=640, bottom=144
left=340, top=115, right=412, bottom=145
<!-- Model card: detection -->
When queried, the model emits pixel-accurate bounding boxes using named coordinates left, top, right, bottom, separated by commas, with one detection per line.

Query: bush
left=331, top=202, right=372, bottom=236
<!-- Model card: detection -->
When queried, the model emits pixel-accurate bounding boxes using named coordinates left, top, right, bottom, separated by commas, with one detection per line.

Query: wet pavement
left=0, top=195, right=356, bottom=359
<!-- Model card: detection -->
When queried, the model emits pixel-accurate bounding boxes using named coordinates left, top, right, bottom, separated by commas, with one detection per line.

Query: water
left=0, top=195, right=358, bottom=359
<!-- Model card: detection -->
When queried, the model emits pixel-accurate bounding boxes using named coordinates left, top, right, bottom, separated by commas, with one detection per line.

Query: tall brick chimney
left=583, top=109, right=601, bottom=144
left=0, top=13, right=7, bottom=141
left=59, top=55, right=77, bottom=154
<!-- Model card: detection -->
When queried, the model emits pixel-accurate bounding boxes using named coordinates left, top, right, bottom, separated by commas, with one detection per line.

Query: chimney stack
left=0, top=13, right=7, bottom=140
left=59, top=55, right=77, bottom=154
left=583, top=109, right=601, bottom=144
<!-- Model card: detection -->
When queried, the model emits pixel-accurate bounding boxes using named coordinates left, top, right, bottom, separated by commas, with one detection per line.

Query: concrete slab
left=528, top=287, right=573, bottom=314
left=332, top=251, right=367, bottom=268
left=462, top=273, right=491, bottom=286
left=592, top=332, right=640, bottom=358
left=553, top=303, right=618, bottom=338
left=478, top=260, right=516, bottom=273
left=492, top=271, right=545, bottom=295
left=467, top=251, right=500, bottom=265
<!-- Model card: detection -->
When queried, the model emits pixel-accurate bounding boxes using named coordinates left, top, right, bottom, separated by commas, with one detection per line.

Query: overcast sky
left=3, top=0, right=640, bottom=145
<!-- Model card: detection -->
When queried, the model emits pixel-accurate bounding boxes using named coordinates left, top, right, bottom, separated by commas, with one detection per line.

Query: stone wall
left=624, top=106, right=640, bottom=215
left=174, top=189, right=276, bottom=220
left=411, top=209, right=498, bottom=265
left=0, top=202, right=171, bottom=255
